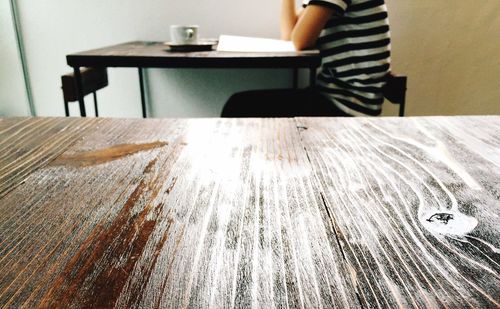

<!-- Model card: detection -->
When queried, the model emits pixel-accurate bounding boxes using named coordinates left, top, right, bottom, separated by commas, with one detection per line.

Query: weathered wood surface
left=297, top=116, right=500, bottom=308
left=0, top=117, right=357, bottom=308
left=0, top=117, right=99, bottom=198
left=0, top=116, right=499, bottom=308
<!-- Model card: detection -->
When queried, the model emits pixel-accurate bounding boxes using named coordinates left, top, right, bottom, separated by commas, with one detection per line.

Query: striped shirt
left=303, top=0, right=391, bottom=116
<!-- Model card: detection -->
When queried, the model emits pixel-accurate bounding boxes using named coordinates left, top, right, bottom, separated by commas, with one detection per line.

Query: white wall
left=15, top=0, right=291, bottom=118
left=0, top=1, right=29, bottom=117
left=5, top=0, right=500, bottom=118
left=383, top=0, right=500, bottom=116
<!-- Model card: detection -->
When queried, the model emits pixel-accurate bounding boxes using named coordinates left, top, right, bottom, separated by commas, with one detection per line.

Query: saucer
left=164, top=39, right=218, bottom=52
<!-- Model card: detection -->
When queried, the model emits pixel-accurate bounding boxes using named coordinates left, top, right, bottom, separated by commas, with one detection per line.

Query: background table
left=0, top=116, right=499, bottom=308
left=66, top=41, right=321, bottom=118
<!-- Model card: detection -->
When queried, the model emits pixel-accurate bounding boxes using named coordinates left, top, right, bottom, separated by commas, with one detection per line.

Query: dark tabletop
left=66, top=41, right=321, bottom=69
left=1, top=117, right=499, bottom=308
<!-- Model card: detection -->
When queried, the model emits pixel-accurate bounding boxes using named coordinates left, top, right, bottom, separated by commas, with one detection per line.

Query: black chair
left=383, top=73, right=408, bottom=117
left=221, top=73, right=408, bottom=117
left=61, top=67, right=108, bottom=117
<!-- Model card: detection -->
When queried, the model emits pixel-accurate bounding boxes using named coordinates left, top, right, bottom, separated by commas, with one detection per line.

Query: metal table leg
left=138, top=68, right=147, bottom=118
left=309, top=67, right=316, bottom=87
left=93, top=92, right=99, bottom=117
left=293, top=68, right=298, bottom=89
left=73, top=66, right=86, bottom=117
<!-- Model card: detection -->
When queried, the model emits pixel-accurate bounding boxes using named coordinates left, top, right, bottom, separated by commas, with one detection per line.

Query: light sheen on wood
left=0, top=118, right=356, bottom=308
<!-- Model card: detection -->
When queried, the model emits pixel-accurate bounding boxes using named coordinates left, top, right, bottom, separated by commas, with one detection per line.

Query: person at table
left=222, top=0, right=391, bottom=117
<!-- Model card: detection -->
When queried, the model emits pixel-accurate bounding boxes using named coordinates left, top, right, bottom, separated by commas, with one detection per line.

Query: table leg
left=93, top=92, right=99, bottom=117
left=73, top=66, right=86, bottom=117
left=138, top=68, right=147, bottom=118
left=309, top=67, right=316, bottom=87
left=399, top=97, right=406, bottom=117
left=293, top=68, right=298, bottom=89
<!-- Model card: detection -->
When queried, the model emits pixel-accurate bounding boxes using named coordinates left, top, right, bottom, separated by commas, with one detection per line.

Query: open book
left=216, top=35, right=296, bottom=52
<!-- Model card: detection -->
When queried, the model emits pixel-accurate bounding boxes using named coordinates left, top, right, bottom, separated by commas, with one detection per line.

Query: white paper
left=216, top=35, right=296, bottom=52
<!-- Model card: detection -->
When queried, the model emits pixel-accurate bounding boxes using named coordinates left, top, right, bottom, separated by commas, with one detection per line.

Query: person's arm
left=292, top=5, right=335, bottom=50
left=281, top=0, right=338, bottom=50
left=280, top=0, right=301, bottom=41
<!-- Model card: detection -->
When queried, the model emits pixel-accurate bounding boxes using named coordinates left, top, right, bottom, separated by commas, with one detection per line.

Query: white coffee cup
left=170, top=25, right=199, bottom=44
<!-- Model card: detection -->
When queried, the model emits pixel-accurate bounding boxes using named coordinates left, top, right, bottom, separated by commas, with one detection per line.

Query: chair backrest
left=61, top=67, right=108, bottom=102
left=382, top=73, right=407, bottom=117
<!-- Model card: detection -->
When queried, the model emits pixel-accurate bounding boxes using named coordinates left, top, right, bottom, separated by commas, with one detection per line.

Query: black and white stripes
left=304, top=0, right=391, bottom=116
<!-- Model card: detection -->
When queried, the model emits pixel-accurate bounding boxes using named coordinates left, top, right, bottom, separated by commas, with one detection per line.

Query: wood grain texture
left=1, top=116, right=498, bottom=308
left=0, top=118, right=357, bottom=308
left=66, top=41, right=321, bottom=69
left=296, top=116, right=500, bottom=308
left=0, top=117, right=98, bottom=198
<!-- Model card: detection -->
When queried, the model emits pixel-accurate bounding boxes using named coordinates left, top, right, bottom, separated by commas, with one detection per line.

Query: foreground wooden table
left=0, top=116, right=499, bottom=308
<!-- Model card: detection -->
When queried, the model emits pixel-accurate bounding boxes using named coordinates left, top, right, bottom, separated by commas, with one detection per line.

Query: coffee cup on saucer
left=170, top=25, right=199, bottom=44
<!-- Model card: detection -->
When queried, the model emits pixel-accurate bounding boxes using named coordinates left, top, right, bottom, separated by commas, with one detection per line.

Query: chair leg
left=73, top=67, right=87, bottom=117
left=64, top=99, right=70, bottom=117
left=93, top=92, right=99, bottom=117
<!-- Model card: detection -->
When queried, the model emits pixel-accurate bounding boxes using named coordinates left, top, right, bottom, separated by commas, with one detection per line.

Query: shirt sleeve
left=302, top=0, right=349, bottom=15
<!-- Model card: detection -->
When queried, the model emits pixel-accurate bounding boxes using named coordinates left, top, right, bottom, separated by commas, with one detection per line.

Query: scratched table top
left=0, top=116, right=499, bottom=308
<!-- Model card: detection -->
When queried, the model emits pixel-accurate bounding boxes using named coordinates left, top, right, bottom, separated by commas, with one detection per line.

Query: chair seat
left=61, top=67, right=108, bottom=102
